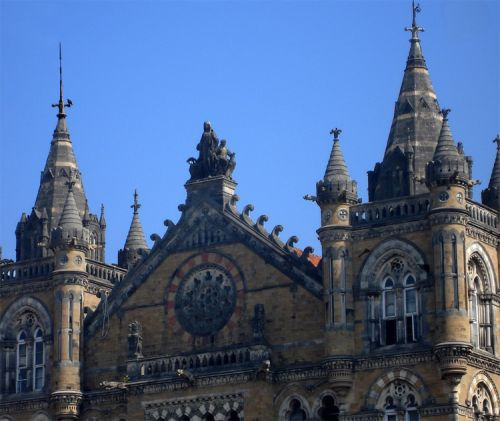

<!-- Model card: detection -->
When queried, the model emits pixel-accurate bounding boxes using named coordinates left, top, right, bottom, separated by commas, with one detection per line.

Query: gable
left=85, top=200, right=322, bottom=339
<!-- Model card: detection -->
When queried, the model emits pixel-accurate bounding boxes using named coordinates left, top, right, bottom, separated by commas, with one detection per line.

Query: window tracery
left=378, top=380, right=421, bottom=421
left=287, top=399, right=307, bottom=421
left=471, top=382, right=494, bottom=420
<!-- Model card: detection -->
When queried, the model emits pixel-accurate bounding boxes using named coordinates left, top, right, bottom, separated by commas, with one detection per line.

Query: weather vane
left=132, top=189, right=141, bottom=214
left=330, top=128, right=342, bottom=141
left=405, top=0, right=424, bottom=39
left=51, top=43, right=73, bottom=114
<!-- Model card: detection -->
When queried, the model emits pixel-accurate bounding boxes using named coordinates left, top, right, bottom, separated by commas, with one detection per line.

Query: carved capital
left=323, top=358, right=354, bottom=394
left=51, top=391, right=82, bottom=420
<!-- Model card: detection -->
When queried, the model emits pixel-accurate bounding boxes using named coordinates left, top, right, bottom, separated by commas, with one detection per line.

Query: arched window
left=68, top=294, right=74, bottom=361
left=471, top=382, right=494, bottom=420
left=404, top=275, right=418, bottom=342
left=202, top=414, right=215, bottom=421
left=468, top=257, right=493, bottom=352
left=379, top=381, right=420, bottom=421
left=179, top=416, right=190, bottom=421
left=382, top=277, right=397, bottom=345
left=16, top=331, right=28, bottom=392
left=288, top=399, right=307, bottom=421
left=227, top=410, right=240, bottom=421
left=33, top=328, right=45, bottom=390
left=318, top=395, right=339, bottom=420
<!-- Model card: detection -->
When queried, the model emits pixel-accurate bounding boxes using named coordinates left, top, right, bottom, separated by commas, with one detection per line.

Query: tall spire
left=316, top=128, right=358, bottom=205
left=58, top=173, right=83, bottom=231
left=368, top=1, right=442, bottom=201
left=16, top=45, right=105, bottom=262
left=481, top=135, right=500, bottom=210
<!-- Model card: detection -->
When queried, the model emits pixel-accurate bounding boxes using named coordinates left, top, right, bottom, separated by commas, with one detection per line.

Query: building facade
left=1, top=4, right=499, bottom=421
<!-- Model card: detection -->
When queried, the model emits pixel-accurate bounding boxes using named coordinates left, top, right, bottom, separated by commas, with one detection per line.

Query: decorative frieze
left=0, top=396, right=49, bottom=414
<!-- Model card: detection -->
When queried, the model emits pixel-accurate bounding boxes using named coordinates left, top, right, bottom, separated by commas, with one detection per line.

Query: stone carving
left=187, top=121, right=236, bottom=180
left=175, top=264, right=237, bottom=336
left=127, top=320, right=143, bottom=358
left=252, top=304, right=266, bottom=342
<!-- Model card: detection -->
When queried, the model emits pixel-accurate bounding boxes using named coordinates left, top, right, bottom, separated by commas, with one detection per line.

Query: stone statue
left=188, top=122, right=237, bottom=180
left=252, top=304, right=266, bottom=342
left=127, top=320, right=143, bottom=358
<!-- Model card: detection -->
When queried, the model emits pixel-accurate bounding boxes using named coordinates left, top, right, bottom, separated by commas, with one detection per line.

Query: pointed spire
left=58, top=173, right=83, bottom=231
left=433, top=109, right=460, bottom=161
left=404, top=1, right=426, bottom=69
left=368, top=1, right=442, bottom=201
left=124, top=190, right=148, bottom=251
left=51, top=43, right=73, bottom=139
left=481, top=135, right=500, bottom=210
left=316, top=128, right=358, bottom=205
left=324, top=128, right=351, bottom=181
left=99, top=204, right=106, bottom=228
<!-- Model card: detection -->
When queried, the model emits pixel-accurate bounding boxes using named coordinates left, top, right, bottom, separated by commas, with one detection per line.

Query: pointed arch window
left=382, top=277, right=397, bottom=345
left=16, top=331, right=28, bottom=393
left=318, top=395, right=339, bottom=421
left=288, top=399, right=307, bottom=421
left=468, top=257, right=493, bottom=352
left=33, top=328, right=45, bottom=390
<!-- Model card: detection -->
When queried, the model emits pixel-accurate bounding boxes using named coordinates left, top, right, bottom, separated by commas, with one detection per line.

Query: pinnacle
left=124, top=191, right=149, bottom=251
left=58, top=188, right=83, bottom=231
left=433, top=110, right=460, bottom=162
left=323, top=129, right=351, bottom=182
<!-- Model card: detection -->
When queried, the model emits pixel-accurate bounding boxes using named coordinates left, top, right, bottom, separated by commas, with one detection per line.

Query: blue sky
left=1, top=0, right=499, bottom=263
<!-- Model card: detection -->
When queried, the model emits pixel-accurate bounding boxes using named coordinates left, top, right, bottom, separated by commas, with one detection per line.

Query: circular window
left=456, top=192, right=463, bottom=203
left=74, top=255, right=82, bottom=265
left=59, top=255, right=68, bottom=266
left=175, top=264, right=237, bottom=336
left=439, top=191, right=449, bottom=202
left=337, top=208, right=348, bottom=220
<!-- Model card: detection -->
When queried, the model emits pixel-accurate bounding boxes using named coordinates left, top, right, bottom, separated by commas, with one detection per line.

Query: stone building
left=0, top=4, right=499, bottom=421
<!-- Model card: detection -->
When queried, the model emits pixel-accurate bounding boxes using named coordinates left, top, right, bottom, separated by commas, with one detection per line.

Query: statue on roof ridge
left=188, top=121, right=236, bottom=180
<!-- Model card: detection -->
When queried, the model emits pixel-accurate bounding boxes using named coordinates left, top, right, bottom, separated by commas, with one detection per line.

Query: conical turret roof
left=481, top=135, right=500, bottom=210
left=433, top=109, right=460, bottom=161
left=316, top=128, right=357, bottom=204
left=58, top=183, right=83, bottom=231
left=324, top=128, right=351, bottom=182
left=124, top=190, right=149, bottom=251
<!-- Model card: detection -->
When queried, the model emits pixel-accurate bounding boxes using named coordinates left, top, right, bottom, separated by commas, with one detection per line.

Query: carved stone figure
left=127, top=320, right=143, bottom=358
left=188, top=122, right=237, bottom=180
left=252, top=304, right=266, bottom=342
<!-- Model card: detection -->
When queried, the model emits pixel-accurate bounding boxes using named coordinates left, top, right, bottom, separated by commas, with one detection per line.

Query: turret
left=481, top=135, right=500, bottom=211
left=426, top=109, right=472, bottom=401
left=50, top=176, right=88, bottom=420
left=118, top=190, right=150, bottom=269
left=312, top=128, right=357, bottom=401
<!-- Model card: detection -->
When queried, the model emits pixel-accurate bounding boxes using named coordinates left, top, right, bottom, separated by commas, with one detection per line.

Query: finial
left=131, top=189, right=141, bottom=214
left=51, top=43, right=73, bottom=116
left=405, top=0, right=424, bottom=39
left=494, top=134, right=500, bottom=149
left=441, top=108, right=451, bottom=120
left=101, top=203, right=105, bottom=215
left=330, top=128, right=342, bottom=142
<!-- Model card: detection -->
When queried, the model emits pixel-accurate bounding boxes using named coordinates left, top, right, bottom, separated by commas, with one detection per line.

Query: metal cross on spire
left=131, top=189, right=141, bottom=214
left=494, top=134, right=500, bottom=149
left=405, top=0, right=424, bottom=39
left=330, top=128, right=342, bottom=141
left=51, top=43, right=73, bottom=115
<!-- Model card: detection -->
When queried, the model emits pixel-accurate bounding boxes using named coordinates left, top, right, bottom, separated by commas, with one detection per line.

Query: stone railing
left=466, top=200, right=498, bottom=231
left=127, top=345, right=270, bottom=380
left=86, top=259, right=127, bottom=284
left=351, top=194, right=431, bottom=227
left=0, top=257, right=126, bottom=285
